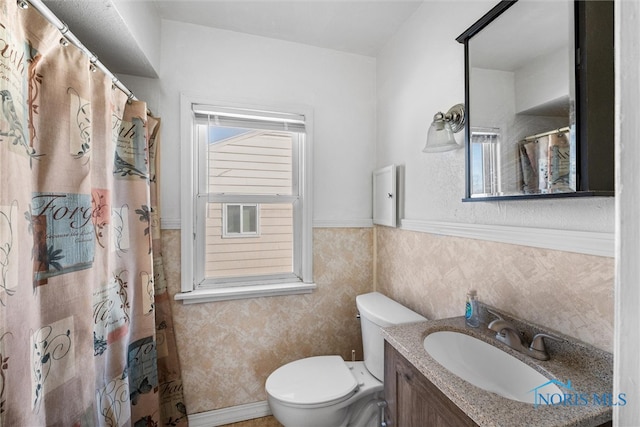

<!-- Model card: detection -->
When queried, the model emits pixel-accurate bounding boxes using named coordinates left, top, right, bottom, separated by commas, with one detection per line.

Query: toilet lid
left=266, top=355, right=358, bottom=406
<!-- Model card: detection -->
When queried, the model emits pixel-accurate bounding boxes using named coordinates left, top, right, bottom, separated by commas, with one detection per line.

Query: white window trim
left=175, top=282, right=317, bottom=304
left=177, top=94, right=315, bottom=303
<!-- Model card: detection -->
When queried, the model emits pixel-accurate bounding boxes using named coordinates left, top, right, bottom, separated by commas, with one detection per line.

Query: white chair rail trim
left=161, top=217, right=613, bottom=257
left=161, top=217, right=374, bottom=229
left=160, top=218, right=181, bottom=230
left=399, top=219, right=614, bottom=258
left=312, top=218, right=374, bottom=228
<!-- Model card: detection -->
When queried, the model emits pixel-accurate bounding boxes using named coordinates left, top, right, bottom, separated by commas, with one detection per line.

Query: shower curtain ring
left=127, top=93, right=136, bottom=104
left=17, top=0, right=29, bottom=9
left=59, top=21, right=70, bottom=47
left=89, top=54, right=98, bottom=72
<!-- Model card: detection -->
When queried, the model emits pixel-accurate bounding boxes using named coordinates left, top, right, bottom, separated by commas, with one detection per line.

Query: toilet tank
left=356, top=292, right=426, bottom=381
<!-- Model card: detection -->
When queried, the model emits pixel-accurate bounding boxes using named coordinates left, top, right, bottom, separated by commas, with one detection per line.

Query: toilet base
left=268, top=391, right=384, bottom=427
left=345, top=391, right=385, bottom=427
left=267, top=361, right=384, bottom=427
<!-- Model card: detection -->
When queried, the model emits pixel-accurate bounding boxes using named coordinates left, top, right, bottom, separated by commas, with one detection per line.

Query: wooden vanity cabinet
left=384, top=341, right=478, bottom=427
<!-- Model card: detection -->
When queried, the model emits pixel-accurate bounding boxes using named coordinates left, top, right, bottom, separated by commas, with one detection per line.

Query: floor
left=221, top=416, right=283, bottom=427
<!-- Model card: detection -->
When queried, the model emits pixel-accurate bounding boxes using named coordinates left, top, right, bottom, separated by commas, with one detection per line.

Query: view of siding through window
left=205, top=129, right=294, bottom=278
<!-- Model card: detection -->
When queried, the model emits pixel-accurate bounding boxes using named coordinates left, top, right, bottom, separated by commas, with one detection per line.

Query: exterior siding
left=205, top=131, right=294, bottom=278
left=208, top=132, right=292, bottom=195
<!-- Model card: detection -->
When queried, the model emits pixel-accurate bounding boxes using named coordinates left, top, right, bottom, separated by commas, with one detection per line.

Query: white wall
left=139, top=20, right=376, bottom=226
left=514, top=48, right=570, bottom=114
left=376, top=1, right=614, bottom=233
left=112, top=0, right=162, bottom=74
left=615, top=0, right=640, bottom=424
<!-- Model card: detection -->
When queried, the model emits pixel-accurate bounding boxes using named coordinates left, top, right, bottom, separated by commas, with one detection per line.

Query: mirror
left=457, top=0, right=614, bottom=201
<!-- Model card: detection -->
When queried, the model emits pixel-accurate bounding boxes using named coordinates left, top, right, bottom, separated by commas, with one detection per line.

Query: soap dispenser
left=465, top=289, right=480, bottom=327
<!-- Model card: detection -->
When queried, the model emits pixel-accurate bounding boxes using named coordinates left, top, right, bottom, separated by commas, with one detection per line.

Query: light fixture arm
left=443, top=103, right=465, bottom=133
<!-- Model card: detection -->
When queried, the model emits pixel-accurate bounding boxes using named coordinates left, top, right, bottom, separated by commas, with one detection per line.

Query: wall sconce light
left=422, top=103, right=465, bottom=153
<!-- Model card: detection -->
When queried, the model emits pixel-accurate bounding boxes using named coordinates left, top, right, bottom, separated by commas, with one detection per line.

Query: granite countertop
left=382, top=314, right=613, bottom=427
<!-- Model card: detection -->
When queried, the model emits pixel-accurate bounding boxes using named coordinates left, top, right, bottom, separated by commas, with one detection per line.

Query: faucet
left=486, top=309, right=560, bottom=361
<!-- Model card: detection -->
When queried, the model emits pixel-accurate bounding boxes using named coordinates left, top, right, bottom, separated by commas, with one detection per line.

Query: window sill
left=174, top=282, right=317, bottom=304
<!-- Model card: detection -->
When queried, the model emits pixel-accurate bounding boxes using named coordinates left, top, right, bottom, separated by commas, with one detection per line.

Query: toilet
left=265, top=292, right=427, bottom=427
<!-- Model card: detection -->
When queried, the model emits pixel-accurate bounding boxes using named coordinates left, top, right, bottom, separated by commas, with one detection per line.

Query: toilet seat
left=266, top=355, right=358, bottom=407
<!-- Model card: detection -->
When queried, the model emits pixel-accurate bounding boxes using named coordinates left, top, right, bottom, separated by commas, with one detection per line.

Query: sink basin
left=423, top=331, right=563, bottom=404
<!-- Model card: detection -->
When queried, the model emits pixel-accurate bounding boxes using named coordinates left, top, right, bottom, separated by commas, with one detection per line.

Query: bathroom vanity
left=382, top=316, right=613, bottom=427
left=384, top=341, right=477, bottom=426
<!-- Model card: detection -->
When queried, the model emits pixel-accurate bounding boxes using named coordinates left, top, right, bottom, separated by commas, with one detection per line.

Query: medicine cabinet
left=373, top=165, right=397, bottom=227
left=456, top=0, right=614, bottom=201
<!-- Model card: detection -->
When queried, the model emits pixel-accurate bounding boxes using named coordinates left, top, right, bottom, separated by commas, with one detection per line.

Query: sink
left=423, top=331, right=563, bottom=404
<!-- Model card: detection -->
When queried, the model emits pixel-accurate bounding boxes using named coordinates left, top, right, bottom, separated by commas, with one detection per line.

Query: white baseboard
left=188, top=401, right=272, bottom=427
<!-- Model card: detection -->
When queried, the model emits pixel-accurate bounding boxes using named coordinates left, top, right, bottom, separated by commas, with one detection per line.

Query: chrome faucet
left=486, top=310, right=561, bottom=361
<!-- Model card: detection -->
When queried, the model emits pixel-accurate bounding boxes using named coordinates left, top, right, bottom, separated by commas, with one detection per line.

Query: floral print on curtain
left=0, top=2, right=187, bottom=426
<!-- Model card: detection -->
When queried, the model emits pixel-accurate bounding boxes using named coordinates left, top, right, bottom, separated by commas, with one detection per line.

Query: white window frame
left=176, top=95, right=315, bottom=304
left=222, top=203, right=260, bottom=238
left=470, top=128, right=502, bottom=197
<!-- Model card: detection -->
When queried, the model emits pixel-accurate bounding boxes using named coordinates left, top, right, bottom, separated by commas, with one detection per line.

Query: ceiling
left=470, top=0, right=570, bottom=71
left=153, top=1, right=423, bottom=57
left=42, top=0, right=424, bottom=78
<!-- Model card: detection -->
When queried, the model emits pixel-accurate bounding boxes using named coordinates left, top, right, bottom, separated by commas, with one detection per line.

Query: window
left=223, top=204, right=259, bottom=237
left=470, top=128, right=501, bottom=196
left=177, top=98, right=315, bottom=303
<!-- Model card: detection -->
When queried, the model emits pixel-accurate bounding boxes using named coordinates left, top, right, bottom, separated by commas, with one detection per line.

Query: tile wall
left=375, top=226, right=614, bottom=352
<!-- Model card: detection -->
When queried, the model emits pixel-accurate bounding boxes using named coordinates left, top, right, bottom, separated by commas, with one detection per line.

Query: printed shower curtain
left=0, top=2, right=187, bottom=426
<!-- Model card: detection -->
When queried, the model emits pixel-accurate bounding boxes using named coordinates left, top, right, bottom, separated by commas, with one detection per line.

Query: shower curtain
left=0, top=2, right=187, bottom=426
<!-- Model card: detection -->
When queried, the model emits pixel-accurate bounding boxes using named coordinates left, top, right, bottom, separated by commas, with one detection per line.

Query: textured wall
left=375, top=226, right=614, bottom=352
left=162, top=228, right=373, bottom=414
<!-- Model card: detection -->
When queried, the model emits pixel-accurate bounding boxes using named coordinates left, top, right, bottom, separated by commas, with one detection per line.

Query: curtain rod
left=21, top=0, right=137, bottom=103
left=523, top=126, right=571, bottom=141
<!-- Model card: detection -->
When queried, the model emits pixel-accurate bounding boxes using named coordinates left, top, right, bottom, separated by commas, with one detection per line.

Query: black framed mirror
left=457, top=0, right=613, bottom=201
